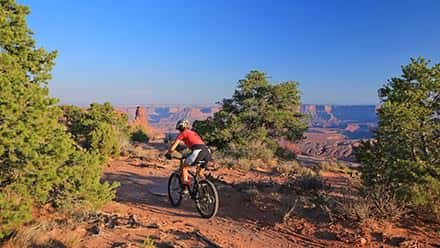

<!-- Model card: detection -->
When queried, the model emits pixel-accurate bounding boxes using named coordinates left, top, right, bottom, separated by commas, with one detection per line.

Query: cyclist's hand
left=165, top=153, right=172, bottom=160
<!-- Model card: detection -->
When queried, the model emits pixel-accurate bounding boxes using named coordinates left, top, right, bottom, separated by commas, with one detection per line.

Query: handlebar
left=164, top=151, right=184, bottom=160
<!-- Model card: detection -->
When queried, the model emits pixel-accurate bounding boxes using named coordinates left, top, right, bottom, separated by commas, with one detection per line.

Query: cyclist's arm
left=168, top=140, right=181, bottom=153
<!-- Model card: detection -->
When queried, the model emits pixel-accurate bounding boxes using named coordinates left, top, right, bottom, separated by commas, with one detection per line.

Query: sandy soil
left=5, top=143, right=438, bottom=248
left=74, top=144, right=439, bottom=248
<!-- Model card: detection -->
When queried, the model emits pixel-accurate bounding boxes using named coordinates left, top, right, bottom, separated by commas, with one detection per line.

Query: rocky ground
left=4, top=143, right=439, bottom=248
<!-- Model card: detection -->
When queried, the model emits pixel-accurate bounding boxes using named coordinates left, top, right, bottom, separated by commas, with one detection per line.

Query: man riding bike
left=166, top=119, right=211, bottom=193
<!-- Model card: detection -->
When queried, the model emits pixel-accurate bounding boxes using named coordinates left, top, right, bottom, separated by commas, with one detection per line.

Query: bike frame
left=178, top=158, right=205, bottom=199
left=168, top=156, right=219, bottom=218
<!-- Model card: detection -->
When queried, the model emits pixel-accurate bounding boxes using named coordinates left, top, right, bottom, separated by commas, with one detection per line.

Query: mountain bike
left=167, top=157, right=219, bottom=218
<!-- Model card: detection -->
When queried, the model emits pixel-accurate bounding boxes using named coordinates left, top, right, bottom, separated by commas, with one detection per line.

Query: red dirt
left=5, top=144, right=438, bottom=248
left=76, top=145, right=440, bottom=247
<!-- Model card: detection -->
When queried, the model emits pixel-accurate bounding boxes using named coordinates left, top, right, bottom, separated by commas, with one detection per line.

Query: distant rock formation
left=142, top=105, right=219, bottom=133
left=131, top=105, right=153, bottom=135
left=134, top=106, right=147, bottom=125
left=290, top=128, right=361, bottom=160
left=345, top=123, right=360, bottom=133
left=117, top=104, right=378, bottom=157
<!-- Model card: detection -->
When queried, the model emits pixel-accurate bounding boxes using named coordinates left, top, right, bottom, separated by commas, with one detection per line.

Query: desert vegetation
left=130, top=128, right=150, bottom=144
left=0, top=0, right=119, bottom=239
left=355, top=57, right=440, bottom=222
left=61, top=103, right=131, bottom=161
left=191, top=58, right=440, bottom=246
left=193, top=70, right=308, bottom=162
left=1, top=0, right=439, bottom=246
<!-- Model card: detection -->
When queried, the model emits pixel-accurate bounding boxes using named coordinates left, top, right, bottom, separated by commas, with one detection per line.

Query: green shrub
left=52, top=150, right=118, bottom=210
left=294, top=174, right=325, bottom=193
left=337, top=186, right=407, bottom=223
left=355, top=58, right=440, bottom=221
left=193, top=71, right=308, bottom=162
left=226, top=140, right=274, bottom=162
left=142, top=237, right=156, bottom=248
left=0, top=185, right=33, bottom=239
left=276, top=160, right=315, bottom=178
left=319, top=160, right=353, bottom=174
left=131, top=128, right=150, bottom=143
left=0, top=1, right=117, bottom=238
left=62, top=102, right=129, bottom=160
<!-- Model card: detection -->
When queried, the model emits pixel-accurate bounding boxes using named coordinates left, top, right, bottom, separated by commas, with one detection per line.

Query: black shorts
left=184, top=144, right=211, bottom=168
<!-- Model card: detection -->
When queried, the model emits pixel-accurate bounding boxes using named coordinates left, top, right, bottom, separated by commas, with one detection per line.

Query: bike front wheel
left=168, top=172, right=183, bottom=207
left=195, top=179, right=219, bottom=218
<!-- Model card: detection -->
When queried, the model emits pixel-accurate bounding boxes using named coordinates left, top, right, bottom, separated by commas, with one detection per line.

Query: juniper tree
left=355, top=58, right=440, bottom=219
left=193, top=71, right=308, bottom=160
left=0, top=0, right=117, bottom=237
left=62, top=103, right=130, bottom=160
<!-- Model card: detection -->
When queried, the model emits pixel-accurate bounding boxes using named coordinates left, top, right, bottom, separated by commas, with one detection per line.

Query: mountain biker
left=166, top=119, right=211, bottom=192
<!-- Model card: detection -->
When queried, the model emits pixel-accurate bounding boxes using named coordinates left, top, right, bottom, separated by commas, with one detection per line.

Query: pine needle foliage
left=0, top=0, right=118, bottom=238
left=194, top=71, right=308, bottom=161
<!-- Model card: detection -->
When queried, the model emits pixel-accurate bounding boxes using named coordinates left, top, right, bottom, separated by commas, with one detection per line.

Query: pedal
left=180, top=184, right=190, bottom=195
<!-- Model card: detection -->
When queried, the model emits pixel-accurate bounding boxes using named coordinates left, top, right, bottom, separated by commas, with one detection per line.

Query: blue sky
left=20, top=0, right=440, bottom=105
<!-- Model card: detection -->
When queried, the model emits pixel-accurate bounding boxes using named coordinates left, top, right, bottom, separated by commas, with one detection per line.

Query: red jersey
left=176, top=129, right=205, bottom=148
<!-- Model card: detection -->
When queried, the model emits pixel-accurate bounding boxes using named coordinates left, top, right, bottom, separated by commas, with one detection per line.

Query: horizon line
left=62, top=102, right=379, bottom=107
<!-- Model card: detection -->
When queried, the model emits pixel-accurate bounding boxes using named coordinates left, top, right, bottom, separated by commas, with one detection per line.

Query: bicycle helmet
left=176, top=119, right=190, bottom=131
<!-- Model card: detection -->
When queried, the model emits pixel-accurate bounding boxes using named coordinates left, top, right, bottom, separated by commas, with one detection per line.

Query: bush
left=337, top=185, right=407, bottom=223
left=338, top=195, right=373, bottom=223
left=294, top=174, right=325, bottom=193
left=52, top=150, right=118, bottom=210
left=226, top=140, right=274, bottom=162
left=276, top=160, right=315, bottom=178
left=193, top=71, right=308, bottom=161
left=62, top=103, right=130, bottom=160
left=355, top=58, right=440, bottom=221
left=319, top=160, right=353, bottom=174
left=131, top=128, right=150, bottom=143
left=0, top=1, right=118, bottom=238
left=142, top=237, right=156, bottom=248
left=0, top=185, right=33, bottom=239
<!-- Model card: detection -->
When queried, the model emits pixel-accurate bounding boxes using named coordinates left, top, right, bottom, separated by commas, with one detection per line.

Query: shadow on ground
left=103, top=169, right=340, bottom=228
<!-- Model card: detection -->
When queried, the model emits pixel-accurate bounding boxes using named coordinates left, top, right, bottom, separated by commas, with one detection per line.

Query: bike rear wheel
left=195, top=179, right=219, bottom=218
left=168, top=173, right=182, bottom=207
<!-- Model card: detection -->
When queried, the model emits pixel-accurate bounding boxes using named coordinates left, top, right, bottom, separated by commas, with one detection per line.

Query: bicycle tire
left=168, top=172, right=183, bottom=207
left=195, top=179, right=219, bottom=218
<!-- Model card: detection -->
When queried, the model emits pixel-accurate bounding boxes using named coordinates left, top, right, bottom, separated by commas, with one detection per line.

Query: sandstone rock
left=133, top=105, right=150, bottom=131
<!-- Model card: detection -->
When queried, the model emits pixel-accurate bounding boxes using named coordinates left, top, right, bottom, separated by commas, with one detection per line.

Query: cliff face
left=145, top=105, right=217, bottom=133
left=118, top=104, right=377, bottom=137
left=295, top=128, right=360, bottom=161
left=133, top=106, right=149, bottom=130
left=122, top=105, right=154, bottom=136
left=117, top=104, right=377, bottom=159
left=301, top=105, right=377, bottom=129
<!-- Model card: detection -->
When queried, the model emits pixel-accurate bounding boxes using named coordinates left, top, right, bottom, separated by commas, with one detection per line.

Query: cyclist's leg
left=181, top=165, right=191, bottom=190
left=195, top=148, right=210, bottom=179
left=183, top=149, right=202, bottom=184
left=197, top=167, right=205, bottom=179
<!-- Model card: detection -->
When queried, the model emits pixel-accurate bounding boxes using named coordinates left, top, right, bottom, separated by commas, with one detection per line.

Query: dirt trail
left=86, top=160, right=300, bottom=247
left=75, top=144, right=329, bottom=248
left=76, top=144, right=439, bottom=248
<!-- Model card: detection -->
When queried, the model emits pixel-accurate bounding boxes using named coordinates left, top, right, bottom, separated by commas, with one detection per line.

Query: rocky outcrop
left=117, top=104, right=377, bottom=155
left=345, top=123, right=360, bottom=133
left=144, top=105, right=219, bottom=132
left=120, top=104, right=376, bottom=136
left=134, top=106, right=147, bottom=125
left=296, top=128, right=362, bottom=160
left=130, top=106, right=153, bottom=136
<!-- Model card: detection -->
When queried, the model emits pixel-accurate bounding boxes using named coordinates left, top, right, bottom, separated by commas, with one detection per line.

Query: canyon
left=118, top=104, right=378, bottom=160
